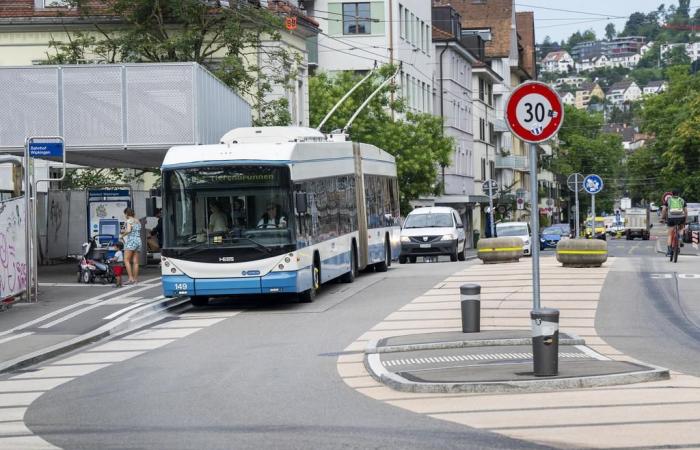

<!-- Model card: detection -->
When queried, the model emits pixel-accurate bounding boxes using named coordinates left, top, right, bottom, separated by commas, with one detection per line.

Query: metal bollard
left=531, top=308, right=560, bottom=376
left=460, top=284, right=481, bottom=333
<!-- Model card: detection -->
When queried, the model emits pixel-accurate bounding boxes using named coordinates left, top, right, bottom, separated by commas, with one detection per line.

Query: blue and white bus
left=160, top=126, right=401, bottom=304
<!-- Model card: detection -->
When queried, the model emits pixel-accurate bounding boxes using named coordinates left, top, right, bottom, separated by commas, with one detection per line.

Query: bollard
left=460, top=284, right=481, bottom=333
left=531, top=308, right=559, bottom=376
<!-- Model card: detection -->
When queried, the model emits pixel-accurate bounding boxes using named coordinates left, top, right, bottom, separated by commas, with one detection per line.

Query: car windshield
left=542, top=227, right=562, bottom=235
left=497, top=225, right=529, bottom=236
left=403, top=213, right=453, bottom=228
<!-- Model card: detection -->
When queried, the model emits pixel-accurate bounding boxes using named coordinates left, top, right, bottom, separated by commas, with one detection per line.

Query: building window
left=489, top=123, right=494, bottom=144
left=399, top=5, right=404, bottom=39
left=343, top=3, right=371, bottom=35
left=479, top=118, right=485, bottom=141
left=478, top=78, right=485, bottom=102
left=481, top=158, right=486, bottom=181
left=420, top=20, right=425, bottom=51
left=487, top=82, right=493, bottom=106
left=490, top=161, right=495, bottom=180
left=409, top=13, right=415, bottom=43
left=404, top=9, right=411, bottom=43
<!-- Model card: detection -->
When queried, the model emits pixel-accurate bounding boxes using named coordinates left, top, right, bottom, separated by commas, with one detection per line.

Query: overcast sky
left=515, top=0, right=686, bottom=43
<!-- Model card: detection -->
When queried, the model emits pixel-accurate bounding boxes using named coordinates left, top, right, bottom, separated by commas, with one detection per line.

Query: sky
left=515, top=0, right=689, bottom=43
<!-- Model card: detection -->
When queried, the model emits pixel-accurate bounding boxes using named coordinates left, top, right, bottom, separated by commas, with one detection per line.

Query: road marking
left=102, top=303, right=143, bottom=320
left=0, top=332, right=33, bottom=345
left=38, top=284, right=157, bottom=329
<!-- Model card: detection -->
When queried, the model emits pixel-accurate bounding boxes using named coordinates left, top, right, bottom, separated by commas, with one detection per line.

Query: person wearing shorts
left=662, top=189, right=687, bottom=256
left=120, top=208, right=142, bottom=285
left=110, top=242, right=125, bottom=287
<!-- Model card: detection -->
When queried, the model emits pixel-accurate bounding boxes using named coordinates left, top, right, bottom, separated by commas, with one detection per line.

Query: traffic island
left=477, top=237, right=523, bottom=264
left=556, top=238, right=608, bottom=267
left=364, top=330, right=669, bottom=394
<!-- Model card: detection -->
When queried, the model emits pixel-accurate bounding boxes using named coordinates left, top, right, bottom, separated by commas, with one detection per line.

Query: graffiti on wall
left=0, top=198, right=27, bottom=300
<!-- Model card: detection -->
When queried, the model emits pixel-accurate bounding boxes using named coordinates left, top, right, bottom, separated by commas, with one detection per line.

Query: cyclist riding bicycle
left=661, top=189, right=687, bottom=256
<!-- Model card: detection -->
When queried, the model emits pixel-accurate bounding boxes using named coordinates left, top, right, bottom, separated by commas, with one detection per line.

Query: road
left=20, top=259, right=550, bottom=450
left=9, top=232, right=700, bottom=450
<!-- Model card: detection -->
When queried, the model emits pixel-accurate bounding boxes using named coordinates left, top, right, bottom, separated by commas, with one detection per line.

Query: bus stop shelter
left=0, top=62, right=252, bottom=168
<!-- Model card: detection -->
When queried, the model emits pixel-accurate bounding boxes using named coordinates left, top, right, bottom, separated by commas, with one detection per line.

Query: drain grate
left=382, top=352, right=588, bottom=367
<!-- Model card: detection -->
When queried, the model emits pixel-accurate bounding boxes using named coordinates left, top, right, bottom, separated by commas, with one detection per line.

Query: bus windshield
left=162, top=165, right=295, bottom=259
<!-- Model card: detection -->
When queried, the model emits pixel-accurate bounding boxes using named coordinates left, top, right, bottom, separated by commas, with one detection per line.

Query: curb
left=364, top=352, right=670, bottom=394
left=366, top=334, right=586, bottom=354
left=0, top=296, right=191, bottom=375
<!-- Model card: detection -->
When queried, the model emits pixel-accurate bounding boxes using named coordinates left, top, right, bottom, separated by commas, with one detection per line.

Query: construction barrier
left=556, top=238, right=608, bottom=268
left=477, top=237, right=523, bottom=264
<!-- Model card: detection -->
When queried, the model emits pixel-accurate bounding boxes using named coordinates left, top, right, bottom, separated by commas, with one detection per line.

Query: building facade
left=309, top=0, right=433, bottom=114
left=541, top=50, right=574, bottom=74
left=574, top=82, right=605, bottom=110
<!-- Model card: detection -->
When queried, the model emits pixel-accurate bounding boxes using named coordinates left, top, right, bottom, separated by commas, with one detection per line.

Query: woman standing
left=120, top=207, right=142, bottom=285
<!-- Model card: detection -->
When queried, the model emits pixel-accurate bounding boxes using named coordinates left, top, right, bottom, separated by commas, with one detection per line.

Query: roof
left=543, top=51, right=572, bottom=62
left=602, top=124, right=636, bottom=142
left=406, top=206, right=457, bottom=216
left=609, top=80, right=635, bottom=92
left=220, top=127, right=325, bottom=145
left=645, top=80, right=666, bottom=88
left=579, top=81, right=599, bottom=91
left=432, top=26, right=455, bottom=41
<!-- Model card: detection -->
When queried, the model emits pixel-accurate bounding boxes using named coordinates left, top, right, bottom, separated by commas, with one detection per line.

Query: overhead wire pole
left=316, top=63, right=377, bottom=132
left=343, top=64, right=401, bottom=133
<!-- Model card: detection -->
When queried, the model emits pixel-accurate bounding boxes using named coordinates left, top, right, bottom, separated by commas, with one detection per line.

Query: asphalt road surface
left=22, top=259, right=552, bottom=450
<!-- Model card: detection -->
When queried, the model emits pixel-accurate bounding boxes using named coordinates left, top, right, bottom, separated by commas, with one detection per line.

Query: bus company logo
left=219, top=256, right=235, bottom=262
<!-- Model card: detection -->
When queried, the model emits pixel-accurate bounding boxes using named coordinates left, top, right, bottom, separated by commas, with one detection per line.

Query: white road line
left=0, top=332, right=33, bottom=345
left=38, top=284, right=157, bottom=329
left=37, top=283, right=114, bottom=288
left=102, top=303, right=143, bottom=320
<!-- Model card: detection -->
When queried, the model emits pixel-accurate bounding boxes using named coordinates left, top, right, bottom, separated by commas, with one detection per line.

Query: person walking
left=120, top=207, right=142, bottom=285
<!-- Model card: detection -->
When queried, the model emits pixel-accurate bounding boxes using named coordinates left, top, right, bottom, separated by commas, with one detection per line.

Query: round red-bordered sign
left=505, top=81, right=564, bottom=143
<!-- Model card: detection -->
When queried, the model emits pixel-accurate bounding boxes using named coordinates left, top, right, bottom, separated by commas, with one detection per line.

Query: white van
left=399, top=207, right=467, bottom=263
left=496, top=222, right=532, bottom=256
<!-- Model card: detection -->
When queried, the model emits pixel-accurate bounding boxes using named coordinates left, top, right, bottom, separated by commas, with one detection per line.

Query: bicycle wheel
left=673, top=245, right=680, bottom=263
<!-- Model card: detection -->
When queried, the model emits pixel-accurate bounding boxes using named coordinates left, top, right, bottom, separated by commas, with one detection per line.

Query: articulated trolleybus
left=160, top=126, right=400, bottom=304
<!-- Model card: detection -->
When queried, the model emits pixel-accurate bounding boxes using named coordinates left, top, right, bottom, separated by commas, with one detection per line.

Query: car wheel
left=399, top=255, right=407, bottom=264
left=458, top=244, right=466, bottom=261
left=450, top=245, right=458, bottom=262
left=409, top=256, right=417, bottom=264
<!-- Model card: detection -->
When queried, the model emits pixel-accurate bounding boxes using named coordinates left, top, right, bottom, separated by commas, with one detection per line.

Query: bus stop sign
left=28, top=141, right=63, bottom=158
left=506, top=81, right=564, bottom=143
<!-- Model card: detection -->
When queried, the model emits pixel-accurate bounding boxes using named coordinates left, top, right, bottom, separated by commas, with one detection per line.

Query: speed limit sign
left=505, top=81, right=564, bottom=143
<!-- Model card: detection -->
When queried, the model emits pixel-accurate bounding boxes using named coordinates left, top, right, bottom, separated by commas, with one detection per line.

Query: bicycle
left=670, top=222, right=681, bottom=263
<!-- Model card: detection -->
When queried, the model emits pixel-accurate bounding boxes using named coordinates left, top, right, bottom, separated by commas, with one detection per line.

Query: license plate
left=420, top=244, right=431, bottom=248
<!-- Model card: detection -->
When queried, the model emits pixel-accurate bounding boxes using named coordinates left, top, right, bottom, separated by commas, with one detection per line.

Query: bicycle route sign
left=583, top=174, right=604, bottom=195
left=505, top=81, right=564, bottom=143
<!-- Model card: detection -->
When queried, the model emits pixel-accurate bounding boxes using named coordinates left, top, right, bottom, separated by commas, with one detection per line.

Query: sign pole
left=529, top=143, right=541, bottom=310
left=488, top=184, right=495, bottom=237
left=591, top=194, right=596, bottom=226
left=574, top=185, right=580, bottom=238
left=23, top=139, right=31, bottom=303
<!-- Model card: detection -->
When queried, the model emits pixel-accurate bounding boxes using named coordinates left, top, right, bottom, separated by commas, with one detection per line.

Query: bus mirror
left=295, top=192, right=308, bottom=214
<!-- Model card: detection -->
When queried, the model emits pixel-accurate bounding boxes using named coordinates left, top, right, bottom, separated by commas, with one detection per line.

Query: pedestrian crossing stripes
left=382, top=352, right=588, bottom=367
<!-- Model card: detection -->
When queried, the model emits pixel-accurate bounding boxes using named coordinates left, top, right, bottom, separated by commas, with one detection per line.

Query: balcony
left=495, top=155, right=529, bottom=171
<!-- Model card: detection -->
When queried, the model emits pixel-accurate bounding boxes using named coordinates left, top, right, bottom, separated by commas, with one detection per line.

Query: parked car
left=649, top=202, right=659, bottom=212
left=496, top=222, right=531, bottom=256
left=399, top=207, right=467, bottom=263
left=683, top=222, right=700, bottom=243
left=540, top=226, right=568, bottom=250
left=553, top=223, right=571, bottom=237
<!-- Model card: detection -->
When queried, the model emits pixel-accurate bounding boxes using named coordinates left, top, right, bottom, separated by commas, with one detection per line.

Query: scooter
left=77, top=234, right=117, bottom=284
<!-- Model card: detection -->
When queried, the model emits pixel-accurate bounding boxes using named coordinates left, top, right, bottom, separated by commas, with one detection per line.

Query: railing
left=495, top=155, right=529, bottom=171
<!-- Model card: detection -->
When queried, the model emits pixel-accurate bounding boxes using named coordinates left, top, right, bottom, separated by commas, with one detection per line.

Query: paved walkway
left=337, top=256, right=700, bottom=449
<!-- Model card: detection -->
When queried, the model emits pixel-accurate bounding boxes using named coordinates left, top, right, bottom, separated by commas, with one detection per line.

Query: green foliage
left=563, top=29, right=596, bottom=52
left=664, top=45, right=692, bottom=66
left=605, top=23, right=617, bottom=41
left=620, top=11, right=662, bottom=40
left=45, top=0, right=301, bottom=126
left=638, top=66, right=700, bottom=201
left=309, top=68, right=453, bottom=211
left=59, top=168, right=153, bottom=190
left=552, top=106, right=626, bottom=212
left=584, top=66, right=631, bottom=90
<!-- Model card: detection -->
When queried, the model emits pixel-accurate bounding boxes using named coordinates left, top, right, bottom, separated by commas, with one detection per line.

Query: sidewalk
left=337, top=256, right=700, bottom=449
left=0, top=267, right=187, bottom=374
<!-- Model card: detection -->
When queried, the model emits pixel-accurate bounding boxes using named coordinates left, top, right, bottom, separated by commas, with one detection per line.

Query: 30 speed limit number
left=506, top=82, right=564, bottom=143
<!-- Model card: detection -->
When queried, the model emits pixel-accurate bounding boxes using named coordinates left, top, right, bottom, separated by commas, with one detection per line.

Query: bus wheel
left=190, top=296, right=209, bottom=308
left=340, top=246, right=357, bottom=283
left=300, top=262, right=320, bottom=302
left=375, top=241, right=390, bottom=272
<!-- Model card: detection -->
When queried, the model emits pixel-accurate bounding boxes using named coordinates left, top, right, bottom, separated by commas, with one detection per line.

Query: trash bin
left=531, top=308, right=559, bottom=376
left=460, top=284, right=480, bottom=333
left=473, top=230, right=480, bottom=248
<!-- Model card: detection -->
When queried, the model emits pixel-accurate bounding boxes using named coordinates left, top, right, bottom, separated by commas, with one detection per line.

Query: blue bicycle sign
left=583, top=174, right=603, bottom=195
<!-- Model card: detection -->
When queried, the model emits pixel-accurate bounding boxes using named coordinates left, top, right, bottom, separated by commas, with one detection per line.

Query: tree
left=640, top=66, right=700, bottom=201
left=620, top=11, right=661, bottom=40
left=538, top=35, right=559, bottom=59
left=551, top=106, right=625, bottom=213
left=309, top=68, right=453, bottom=211
left=605, top=23, right=617, bottom=40
left=47, top=0, right=301, bottom=126
left=663, top=45, right=691, bottom=66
